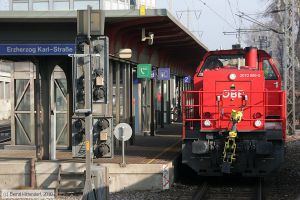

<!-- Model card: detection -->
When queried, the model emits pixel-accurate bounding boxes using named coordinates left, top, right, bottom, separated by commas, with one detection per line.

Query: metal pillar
left=108, top=61, right=113, bottom=116
left=160, top=80, right=164, bottom=128
left=283, top=0, right=296, bottom=134
left=39, top=59, right=54, bottom=160
left=150, top=78, right=155, bottom=136
left=141, top=79, right=151, bottom=135
left=166, top=79, right=171, bottom=124
left=50, top=72, right=56, bottom=160
left=35, top=60, right=42, bottom=160
left=115, top=62, right=120, bottom=125
left=129, top=64, right=135, bottom=144
left=29, top=0, right=33, bottom=10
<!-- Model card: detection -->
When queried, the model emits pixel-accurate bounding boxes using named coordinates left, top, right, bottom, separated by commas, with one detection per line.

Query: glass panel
left=55, top=79, right=67, bottom=111
left=54, top=2, right=69, bottom=10
left=263, top=60, right=278, bottom=80
left=0, top=62, right=12, bottom=72
left=199, top=54, right=247, bottom=74
left=15, top=79, right=30, bottom=111
left=0, top=82, right=4, bottom=99
left=74, top=1, right=100, bottom=10
left=56, top=113, right=68, bottom=145
left=0, top=0, right=9, bottom=10
left=33, top=2, right=49, bottom=10
left=16, top=113, right=32, bottom=145
left=5, top=82, right=10, bottom=99
left=13, top=2, right=29, bottom=10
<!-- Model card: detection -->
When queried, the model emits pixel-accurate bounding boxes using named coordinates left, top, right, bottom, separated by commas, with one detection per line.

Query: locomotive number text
left=239, top=73, right=261, bottom=78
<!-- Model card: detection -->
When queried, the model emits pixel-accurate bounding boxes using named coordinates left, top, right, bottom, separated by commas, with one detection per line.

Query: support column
left=29, top=0, right=33, bottom=10
left=35, top=59, right=41, bottom=160
left=129, top=64, right=135, bottom=144
left=9, top=0, right=13, bottom=10
left=108, top=60, right=113, bottom=116
left=166, top=79, right=171, bottom=124
left=39, top=58, right=54, bottom=160
left=115, top=62, right=120, bottom=125
left=160, top=80, right=164, bottom=128
left=150, top=78, right=155, bottom=136
left=49, top=0, right=54, bottom=10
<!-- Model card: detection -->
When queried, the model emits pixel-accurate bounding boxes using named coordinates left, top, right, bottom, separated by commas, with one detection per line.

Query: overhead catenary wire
left=227, top=0, right=238, bottom=28
left=197, top=0, right=236, bottom=30
left=236, top=12, right=283, bottom=34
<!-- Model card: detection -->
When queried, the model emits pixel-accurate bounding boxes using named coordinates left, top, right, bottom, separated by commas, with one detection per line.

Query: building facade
left=3, top=0, right=156, bottom=11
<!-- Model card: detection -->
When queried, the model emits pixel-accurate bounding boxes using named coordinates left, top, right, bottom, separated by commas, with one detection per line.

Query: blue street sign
left=184, top=76, right=192, bottom=84
left=0, top=44, right=75, bottom=56
left=158, top=68, right=170, bottom=81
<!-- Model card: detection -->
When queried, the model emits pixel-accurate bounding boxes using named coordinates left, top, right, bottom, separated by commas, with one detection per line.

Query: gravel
left=264, top=135, right=300, bottom=200
left=55, top=134, right=300, bottom=200
left=109, top=135, right=300, bottom=200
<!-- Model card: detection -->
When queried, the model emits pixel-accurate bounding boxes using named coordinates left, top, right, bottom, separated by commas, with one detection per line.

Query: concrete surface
left=0, top=159, right=178, bottom=193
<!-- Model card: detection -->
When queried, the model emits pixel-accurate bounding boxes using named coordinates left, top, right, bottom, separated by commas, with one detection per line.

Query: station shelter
left=0, top=9, right=208, bottom=159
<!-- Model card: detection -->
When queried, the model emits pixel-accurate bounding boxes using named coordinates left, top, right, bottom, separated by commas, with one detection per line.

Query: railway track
left=179, top=178, right=263, bottom=200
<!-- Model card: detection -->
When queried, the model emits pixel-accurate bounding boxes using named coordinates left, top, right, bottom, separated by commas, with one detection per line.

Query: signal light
left=204, top=120, right=211, bottom=127
left=229, top=73, right=237, bottom=80
left=254, top=120, right=262, bottom=127
left=253, top=112, right=262, bottom=119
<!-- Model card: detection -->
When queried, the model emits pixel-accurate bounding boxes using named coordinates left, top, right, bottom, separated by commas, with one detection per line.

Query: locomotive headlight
left=204, top=119, right=211, bottom=127
left=254, top=120, right=262, bottom=127
left=229, top=73, right=237, bottom=81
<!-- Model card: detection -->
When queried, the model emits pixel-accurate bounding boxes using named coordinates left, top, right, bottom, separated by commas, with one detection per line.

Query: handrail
left=181, top=90, right=286, bottom=139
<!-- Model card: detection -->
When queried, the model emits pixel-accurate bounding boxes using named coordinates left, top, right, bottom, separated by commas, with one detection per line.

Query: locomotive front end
left=182, top=47, right=286, bottom=176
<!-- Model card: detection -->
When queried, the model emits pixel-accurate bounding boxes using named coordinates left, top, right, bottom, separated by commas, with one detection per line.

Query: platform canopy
left=104, top=9, right=208, bottom=74
left=0, top=9, right=208, bottom=75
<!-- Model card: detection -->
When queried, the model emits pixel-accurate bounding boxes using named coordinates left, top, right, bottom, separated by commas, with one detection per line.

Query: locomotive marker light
left=229, top=73, right=237, bottom=80
left=204, top=120, right=211, bottom=127
left=114, top=123, right=132, bottom=167
left=254, top=120, right=263, bottom=128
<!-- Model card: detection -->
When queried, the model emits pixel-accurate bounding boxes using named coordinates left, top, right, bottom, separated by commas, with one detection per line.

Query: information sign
left=184, top=76, right=192, bottom=84
left=137, top=64, right=152, bottom=79
left=158, top=68, right=170, bottom=81
left=0, top=44, right=75, bottom=55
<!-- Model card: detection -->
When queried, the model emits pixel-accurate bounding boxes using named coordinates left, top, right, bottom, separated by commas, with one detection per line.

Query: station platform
left=0, top=123, right=183, bottom=192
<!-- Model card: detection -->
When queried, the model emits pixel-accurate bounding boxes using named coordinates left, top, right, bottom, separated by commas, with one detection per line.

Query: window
left=5, top=82, right=10, bottom=99
left=263, top=60, right=278, bottom=80
left=0, top=81, right=3, bottom=99
left=199, top=54, right=246, bottom=75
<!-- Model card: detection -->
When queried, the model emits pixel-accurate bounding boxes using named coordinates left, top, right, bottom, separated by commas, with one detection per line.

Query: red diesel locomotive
left=182, top=47, right=286, bottom=176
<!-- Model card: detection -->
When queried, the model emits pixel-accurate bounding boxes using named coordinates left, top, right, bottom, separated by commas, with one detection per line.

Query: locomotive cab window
left=198, top=55, right=246, bottom=76
left=263, top=60, right=278, bottom=80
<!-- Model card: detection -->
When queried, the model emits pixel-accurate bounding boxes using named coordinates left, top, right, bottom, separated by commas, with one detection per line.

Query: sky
left=156, top=0, right=269, bottom=50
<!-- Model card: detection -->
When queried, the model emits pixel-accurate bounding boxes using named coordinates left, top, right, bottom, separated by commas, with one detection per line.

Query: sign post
left=114, top=123, right=132, bottom=167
